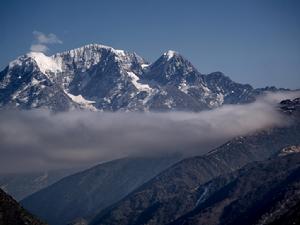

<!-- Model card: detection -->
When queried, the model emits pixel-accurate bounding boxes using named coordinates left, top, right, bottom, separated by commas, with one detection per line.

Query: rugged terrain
left=170, top=146, right=300, bottom=225
left=0, top=188, right=46, bottom=225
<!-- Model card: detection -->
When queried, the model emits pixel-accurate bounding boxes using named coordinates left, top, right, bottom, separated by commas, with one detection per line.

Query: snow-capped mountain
left=0, top=44, right=281, bottom=112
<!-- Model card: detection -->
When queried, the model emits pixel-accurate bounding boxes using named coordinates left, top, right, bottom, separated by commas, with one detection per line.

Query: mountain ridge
left=20, top=156, right=180, bottom=225
left=169, top=149, right=300, bottom=225
left=0, top=43, right=288, bottom=112
left=89, top=101, right=300, bottom=225
left=0, top=188, right=46, bottom=225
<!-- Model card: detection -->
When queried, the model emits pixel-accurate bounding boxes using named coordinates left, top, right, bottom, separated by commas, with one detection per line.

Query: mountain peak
left=163, top=50, right=178, bottom=60
left=55, top=43, right=126, bottom=58
left=8, top=51, right=62, bottom=75
left=27, top=52, right=62, bottom=74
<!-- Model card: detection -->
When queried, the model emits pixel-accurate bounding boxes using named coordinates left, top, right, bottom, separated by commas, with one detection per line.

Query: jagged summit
left=9, top=43, right=139, bottom=74
left=142, top=49, right=199, bottom=86
left=54, top=43, right=127, bottom=59
left=163, top=50, right=179, bottom=60
left=27, top=52, right=62, bottom=74
left=159, top=49, right=188, bottom=62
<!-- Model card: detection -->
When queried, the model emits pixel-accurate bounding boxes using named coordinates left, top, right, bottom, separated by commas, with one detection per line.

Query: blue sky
left=1, top=0, right=299, bottom=89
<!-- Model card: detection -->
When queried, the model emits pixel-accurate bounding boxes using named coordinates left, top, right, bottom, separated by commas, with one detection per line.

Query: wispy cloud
left=30, top=44, right=49, bottom=53
left=30, top=31, right=62, bottom=53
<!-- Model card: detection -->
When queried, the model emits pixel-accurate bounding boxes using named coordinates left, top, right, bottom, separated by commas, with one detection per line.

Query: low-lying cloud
left=0, top=92, right=298, bottom=174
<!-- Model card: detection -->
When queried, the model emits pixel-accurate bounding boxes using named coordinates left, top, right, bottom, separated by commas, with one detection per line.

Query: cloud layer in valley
left=30, top=31, right=62, bottom=53
left=0, top=92, right=299, bottom=174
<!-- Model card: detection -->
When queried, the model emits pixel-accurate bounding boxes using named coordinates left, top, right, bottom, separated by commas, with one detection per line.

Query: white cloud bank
left=0, top=91, right=298, bottom=173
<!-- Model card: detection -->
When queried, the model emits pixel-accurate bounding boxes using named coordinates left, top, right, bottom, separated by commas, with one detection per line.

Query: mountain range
left=20, top=156, right=180, bottom=225
left=0, top=44, right=299, bottom=225
left=90, top=105, right=300, bottom=225
left=0, top=44, right=287, bottom=112
left=20, top=98, right=300, bottom=225
left=0, top=98, right=298, bottom=225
